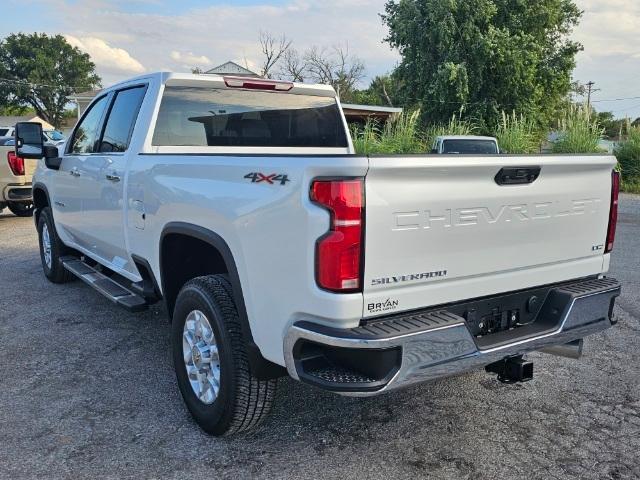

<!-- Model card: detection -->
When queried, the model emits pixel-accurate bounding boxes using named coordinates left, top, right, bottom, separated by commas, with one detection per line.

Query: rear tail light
left=224, top=76, right=293, bottom=91
left=7, top=151, right=25, bottom=176
left=311, top=178, right=364, bottom=292
left=605, top=170, right=620, bottom=253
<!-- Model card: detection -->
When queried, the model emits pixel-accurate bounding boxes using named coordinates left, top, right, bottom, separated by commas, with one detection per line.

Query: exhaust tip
left=540, top=339, right=583, bottom=359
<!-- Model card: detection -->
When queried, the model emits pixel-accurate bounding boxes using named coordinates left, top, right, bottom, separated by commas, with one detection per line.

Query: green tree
left=382, top=0, right=582, bottom=129
left=0, top=33, right=101, bottom=128
left=595, top=111, right=625, bottom=139
left=352, top=74, right=403, bottom=107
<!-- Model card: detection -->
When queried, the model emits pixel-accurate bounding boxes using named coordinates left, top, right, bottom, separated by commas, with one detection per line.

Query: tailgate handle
left=495, top=166, right=541, bottom=185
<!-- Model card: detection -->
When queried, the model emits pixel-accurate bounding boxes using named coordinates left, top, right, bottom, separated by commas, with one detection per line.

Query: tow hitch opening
left=485, top=356, right=533, bottom=383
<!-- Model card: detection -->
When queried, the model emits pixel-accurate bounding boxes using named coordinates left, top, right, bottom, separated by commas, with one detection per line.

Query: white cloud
left=170, top=50, right=212, bottom=67
left=56, top=0, right=397, bottom=86
left=64, top=34, right=146, bottom=75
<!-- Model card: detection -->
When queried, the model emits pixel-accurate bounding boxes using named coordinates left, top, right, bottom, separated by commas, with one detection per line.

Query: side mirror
left=44, top=145, right=62, bottom=170
left=15, top=122, right=44, bottom=159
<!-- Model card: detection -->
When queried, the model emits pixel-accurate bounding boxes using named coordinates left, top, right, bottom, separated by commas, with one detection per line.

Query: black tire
left=172, top=275, right=277, bottom=435
left=37, top=207, right=73, bottom=283
left=8, top=202, right=34, bottom=217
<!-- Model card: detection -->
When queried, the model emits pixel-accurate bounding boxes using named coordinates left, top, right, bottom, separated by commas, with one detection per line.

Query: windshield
left=153, top=86, right=348, bottom=148
left=442, top=139, right=498, bottom=154
left=45, top=130, right=65, bottom=141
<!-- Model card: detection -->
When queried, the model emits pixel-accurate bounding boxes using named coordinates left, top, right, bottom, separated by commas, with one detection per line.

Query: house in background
left=340, top=103, right=403, bottom=125
left=0, top=114, right=55, bottom=131
left=202, top=61, right=260, bottom=77
left=67, top=89, right=103, bottom=120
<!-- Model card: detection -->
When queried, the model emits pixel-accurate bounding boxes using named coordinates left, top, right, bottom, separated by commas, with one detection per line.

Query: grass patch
left=621, top=176, right=640, bottom=194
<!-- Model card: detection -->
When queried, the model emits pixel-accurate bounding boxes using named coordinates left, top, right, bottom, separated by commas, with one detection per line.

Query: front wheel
left=37, top=207, right=73, bottom=283
left=8, top=202, right=34, bottom=217
left=172, top=275, right=277, bottom=435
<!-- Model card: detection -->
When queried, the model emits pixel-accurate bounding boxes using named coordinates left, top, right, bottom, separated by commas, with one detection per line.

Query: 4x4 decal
left=244, top=172, right=290, bottom=185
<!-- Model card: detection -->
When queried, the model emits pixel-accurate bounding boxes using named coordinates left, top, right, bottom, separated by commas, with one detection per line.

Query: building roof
left=340, top=103, right=403, bottom=123
left=340, top=103, right=403, bottom=114
left=0, top=115, right=54, bottom=131
left=68, top=89, right=102, bottom=101
left=204, top=61, right=260, bottom=77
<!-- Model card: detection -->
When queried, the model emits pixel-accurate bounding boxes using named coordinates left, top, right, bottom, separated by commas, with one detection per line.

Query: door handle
left=105, top=173, right=121, bottom=182
left=69, top=168, right=81, bottom=177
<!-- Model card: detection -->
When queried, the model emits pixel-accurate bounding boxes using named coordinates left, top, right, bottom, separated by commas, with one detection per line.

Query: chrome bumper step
left=284, top=277, right=621, bottom=395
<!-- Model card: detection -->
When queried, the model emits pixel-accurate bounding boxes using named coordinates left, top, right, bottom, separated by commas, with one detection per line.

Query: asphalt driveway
left=0, top=195, right=638, bottom=480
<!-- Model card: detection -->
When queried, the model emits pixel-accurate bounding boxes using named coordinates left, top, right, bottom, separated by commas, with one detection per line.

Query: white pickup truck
left=17, top=72, right=621, bottom=436
left=0, top=142, right=36, bottom=216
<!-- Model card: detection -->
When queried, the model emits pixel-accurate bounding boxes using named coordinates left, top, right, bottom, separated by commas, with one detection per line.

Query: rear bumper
left=283, top=277, right=621, bottom=396
left=2, top=184, right=32, bottom=202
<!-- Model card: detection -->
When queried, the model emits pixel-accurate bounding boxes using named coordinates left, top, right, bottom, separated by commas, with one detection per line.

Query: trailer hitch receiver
left=485, top=356, right=533, bottom=383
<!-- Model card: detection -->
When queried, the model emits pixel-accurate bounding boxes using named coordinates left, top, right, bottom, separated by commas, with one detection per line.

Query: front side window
left=100, top=86, right=147, bottom=152
left=152, top=86, right=348, bottom=148
left=69, top=95, right=109, bottom=154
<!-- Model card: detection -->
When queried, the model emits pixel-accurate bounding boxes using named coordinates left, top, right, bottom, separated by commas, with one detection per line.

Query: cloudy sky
left=2, top=0, right=640, bottom=118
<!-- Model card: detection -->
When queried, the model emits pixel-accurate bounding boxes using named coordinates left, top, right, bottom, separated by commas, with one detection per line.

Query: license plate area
left=447, top=286, right=554, bottom=338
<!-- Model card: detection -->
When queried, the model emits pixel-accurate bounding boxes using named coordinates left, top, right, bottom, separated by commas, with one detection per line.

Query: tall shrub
left=495, top=111, right=540, bottom=154
left=615, top=122, right=640, bottom=191
left=552, top=104, right=603, bottom=154
left=350, top=109, right=426, bottom=154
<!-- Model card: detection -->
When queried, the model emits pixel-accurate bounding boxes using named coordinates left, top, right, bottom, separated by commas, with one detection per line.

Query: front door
left=52, top=94, right=111, bottom=247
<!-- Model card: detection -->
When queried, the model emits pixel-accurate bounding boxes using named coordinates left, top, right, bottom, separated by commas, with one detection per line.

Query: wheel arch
left=32, top=182, right=51, bottom=224
left=159, top=222, right=285, bottom=379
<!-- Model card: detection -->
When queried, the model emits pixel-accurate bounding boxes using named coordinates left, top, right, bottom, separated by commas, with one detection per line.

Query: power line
left=0, top=77, right=97, bottom=92
left=591, top=95, right=640, bottom=103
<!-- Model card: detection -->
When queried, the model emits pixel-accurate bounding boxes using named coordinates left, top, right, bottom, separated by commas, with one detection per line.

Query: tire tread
left=185, top=275, right=277, bottom=435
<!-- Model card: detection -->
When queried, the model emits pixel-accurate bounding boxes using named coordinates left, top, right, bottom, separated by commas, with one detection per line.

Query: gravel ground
left=0, top=195, right=638, bottom=480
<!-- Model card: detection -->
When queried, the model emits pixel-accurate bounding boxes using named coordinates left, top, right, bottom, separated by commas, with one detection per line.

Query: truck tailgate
left=24, top=158, right=38, bottom=178
left=363, top=155, right=616, bottom=317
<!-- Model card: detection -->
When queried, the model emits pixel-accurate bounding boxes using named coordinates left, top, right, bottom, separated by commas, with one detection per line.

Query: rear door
left=78, top=84, right=147, bottom=276
left=362, top=155, right=616, bottom=317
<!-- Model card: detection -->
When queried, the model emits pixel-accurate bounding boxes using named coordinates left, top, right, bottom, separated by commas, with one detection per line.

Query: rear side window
left=0, top=128, right=8, bottom=136
left=152, top=86, right=348, bottom=148
left=99, top=86, right=147, bottom=152
left=70, top=95, right=109, bottom=154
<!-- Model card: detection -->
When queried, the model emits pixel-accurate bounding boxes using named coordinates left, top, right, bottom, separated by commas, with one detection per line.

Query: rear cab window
left=152, top=85, right=348, bottom=149
left=442, top=139, right=498, bottom=154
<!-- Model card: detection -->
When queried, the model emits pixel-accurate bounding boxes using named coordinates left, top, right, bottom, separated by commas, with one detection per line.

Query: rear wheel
left=37, top=207, right=73, bottom=283
left=172, top=275, right=277, bottom=435
left=8, top=202, right=34, bottom=217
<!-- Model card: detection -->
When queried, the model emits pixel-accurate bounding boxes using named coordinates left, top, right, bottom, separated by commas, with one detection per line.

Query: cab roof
left=102, top=71, right=338, bottom=98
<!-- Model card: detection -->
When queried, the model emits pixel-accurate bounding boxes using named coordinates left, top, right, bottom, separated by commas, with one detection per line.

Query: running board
left=62, top=257, right=148, bottom=312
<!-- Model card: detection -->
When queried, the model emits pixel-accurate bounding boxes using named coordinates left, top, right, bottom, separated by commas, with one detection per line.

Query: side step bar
left=62, top=257, right=148, bottom=312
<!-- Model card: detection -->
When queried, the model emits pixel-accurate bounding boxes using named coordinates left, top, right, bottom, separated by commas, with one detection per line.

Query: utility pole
left=586, top=81, right=600, bottom=110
